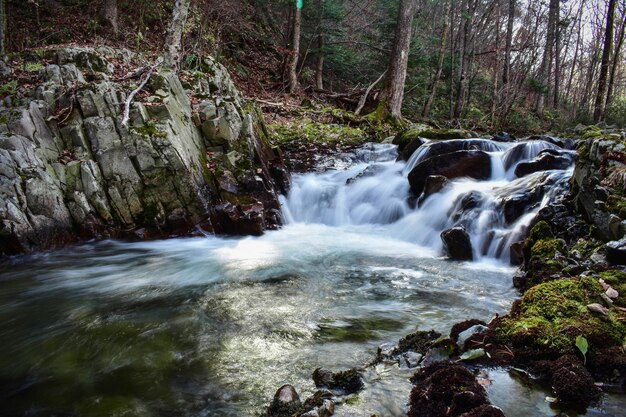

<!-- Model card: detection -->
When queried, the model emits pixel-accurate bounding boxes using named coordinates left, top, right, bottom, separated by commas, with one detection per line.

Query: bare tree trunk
left=491, top=0, right=501, bottom=124
left=605, top=6, right=625, bottom=113
left=377, top=0, right=417, bottom=119
left=454, top=0, right=471, bottom=118
left=315, top=34, right=324, bottom=90
left=553, top=0, right=561, bottom=107
left=101, top=0, right=119, bottom=36
left=503, top=0, right=515, bottom=84
left=449, top=4, right=456, bottom=119
left=565, top=1, right=585, bottom=101
left=536, top=0, right=558, bottom=114
left=288, top=2, right=302, bottom=94
left=164, top=0, right=191, bottom=70
left=594, top=0, right=617, bottom=122
left=0, top=0, right=6, bottom=57
left=423, top=0, right=451, bottom=118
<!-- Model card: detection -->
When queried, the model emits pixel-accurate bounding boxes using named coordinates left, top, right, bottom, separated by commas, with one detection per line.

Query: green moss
left=497, top=276, right=626, bottom=353
left=529, top=221, right=554, bottom=241
left=419, top=128, right=473, bottom=140
left=131, top=122, right=168, bottom=139
left=267, top=118, right=367, bottom=146
left=530, top=238, right=565, bottom=259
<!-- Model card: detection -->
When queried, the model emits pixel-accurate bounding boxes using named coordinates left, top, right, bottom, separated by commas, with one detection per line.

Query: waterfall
left=281, top=139, right=574, bottom=263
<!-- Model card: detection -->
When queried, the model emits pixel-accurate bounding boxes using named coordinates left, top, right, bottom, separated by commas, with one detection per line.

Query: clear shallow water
left=0, top=228, right=515, bottom=416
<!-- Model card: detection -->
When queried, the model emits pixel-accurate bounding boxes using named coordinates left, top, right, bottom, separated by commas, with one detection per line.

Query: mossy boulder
left=496, top=276, right=626, bottom=354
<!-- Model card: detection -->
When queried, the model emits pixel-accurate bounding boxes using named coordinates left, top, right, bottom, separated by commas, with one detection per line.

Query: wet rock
left=510, top=241, right=524, bottom=265
left=402, top=351, right=424, bottom=368
left=264, top=384, right=302, bottom=417
left=421, top=175, right=449, bottom=200
left=312, top=368, right=364, bottom=394
left=514, top=152, right=573, bottom=178
left=526, top=135, right=575, bottom=149
left=450, top=320, right=487, bottom=342
left=408, top=362, right=493, bottom=417
left=394, top=329, right=441, bottom=355
left=397, top=137, right=426, bottom=161
left=606, top=237, right=626, bottom=266
left=441, top=227, right=474, bottom=261
left=491, top=132, right=516, bottom=143
left=456, top=325, right=489, bottom=351
left=410, top=139, right=502, bottom=167
left=408, top=150, right=492, bottom=196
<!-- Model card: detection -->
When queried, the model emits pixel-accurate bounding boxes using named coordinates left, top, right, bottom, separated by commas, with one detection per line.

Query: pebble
left=587, top=303, right=609, bottom=316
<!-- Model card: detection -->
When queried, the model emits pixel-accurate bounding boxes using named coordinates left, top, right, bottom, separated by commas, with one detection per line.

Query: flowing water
left=0, top=140, right=622, bottom=417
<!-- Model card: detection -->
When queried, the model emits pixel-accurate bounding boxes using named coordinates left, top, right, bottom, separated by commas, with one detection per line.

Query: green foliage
left=575, top=335, right=588, bottom=364
left=505, top=106, right=543, bottom=134
left=0, top=80, right=18, bottom=99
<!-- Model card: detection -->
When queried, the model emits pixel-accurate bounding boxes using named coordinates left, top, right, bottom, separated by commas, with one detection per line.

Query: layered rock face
left=0, top=47, right=288, bottom=255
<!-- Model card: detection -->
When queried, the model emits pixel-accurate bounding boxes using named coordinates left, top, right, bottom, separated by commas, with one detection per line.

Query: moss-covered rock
left=496, top=276, right=626, bottom=354
left=267, top=118, right=367, bottom=146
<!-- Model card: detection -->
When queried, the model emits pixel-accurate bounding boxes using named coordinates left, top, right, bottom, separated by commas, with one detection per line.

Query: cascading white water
left=281, top=139, right=574, bottom=263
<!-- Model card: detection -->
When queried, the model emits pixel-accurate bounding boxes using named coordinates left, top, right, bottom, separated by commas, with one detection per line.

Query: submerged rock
left=263, top=384, right=302, bottom=417
left=441, top=227, right=474, bottom=261
left=312, top=368, right=364, bottom=394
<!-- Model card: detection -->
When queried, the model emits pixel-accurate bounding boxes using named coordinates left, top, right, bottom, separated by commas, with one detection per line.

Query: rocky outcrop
left=571, top=132, right=626, bottom=241
left=0, top=47, right=288, bottom=255
left=408, top=150, right=492, bottom=196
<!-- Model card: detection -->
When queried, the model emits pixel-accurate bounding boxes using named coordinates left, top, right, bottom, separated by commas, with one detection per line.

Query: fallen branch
left=249, top=98, right=285, bottom=107
left=355, top=70, right=386, bottom=115
left=121, top=61, right=160, bottom=127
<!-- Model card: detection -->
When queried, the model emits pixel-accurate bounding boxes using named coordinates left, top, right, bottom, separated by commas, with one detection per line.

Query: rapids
left=1, top=139, right=621, bottom=417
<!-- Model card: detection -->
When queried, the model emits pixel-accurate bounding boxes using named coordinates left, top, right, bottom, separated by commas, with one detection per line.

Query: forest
left=1, top=0, right=625, bottom=132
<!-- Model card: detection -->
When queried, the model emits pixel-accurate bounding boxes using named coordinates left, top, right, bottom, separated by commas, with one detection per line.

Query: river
left=0, top=141, right=622, bottom=416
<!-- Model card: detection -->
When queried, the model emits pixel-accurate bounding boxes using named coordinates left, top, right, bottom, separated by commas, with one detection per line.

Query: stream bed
left=1, top=142, right=624, bottom=416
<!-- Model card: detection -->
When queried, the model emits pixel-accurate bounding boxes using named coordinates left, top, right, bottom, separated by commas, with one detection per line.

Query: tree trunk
left=288, top=2, right=302, bottom=94
left=101, top=0, right=118, bottom=36
left=553, top=0, right=561, bottom=107
left=491, top=0, right=501, bottom=124
left=164, top=0, right=191, bottom=70
left=377, top=0, right=417, bottom=119
left=453, top=0, right=470, bottom=118
left=594, top=0, right=617, bottom=122
left=315, top=33, right=324, bottom=90
left=565, top=1, right=585, bottom=101
left=535, top=0, right=558, bottom=114
left=0, top=0, right=6, bottom=57
left=503, top=0, right=515, bottom=84
left=605, top=6, right=625, bottom=113
left=423, top=0, right=451, bottom=118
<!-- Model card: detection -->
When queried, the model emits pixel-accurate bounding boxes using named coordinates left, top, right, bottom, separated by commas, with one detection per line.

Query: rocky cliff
left=0, top=47, right=289, bottom=256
